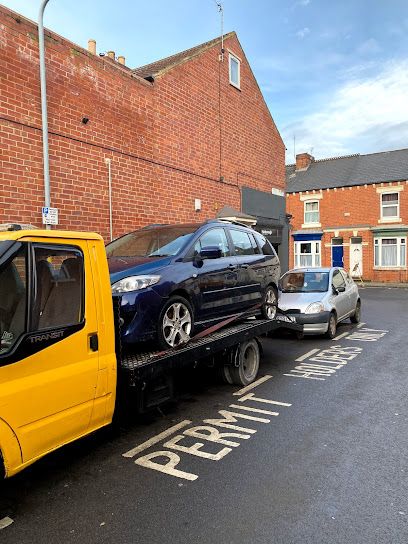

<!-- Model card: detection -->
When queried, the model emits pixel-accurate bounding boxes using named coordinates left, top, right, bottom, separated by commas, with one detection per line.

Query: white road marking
left=295, top=349, right=320, bottom=362
left=333, top=332, right=350, bottom=341
left=122, top=420, right=192, bottom=458
left=0, top=517, right=13, bottom=530
left=229, top=404, right=279, bottom=416
left=237, top=392, right=292, bottom=406
left=233, top=375, right=272, bottom=396
left=356, top=322, right=366, bottom=329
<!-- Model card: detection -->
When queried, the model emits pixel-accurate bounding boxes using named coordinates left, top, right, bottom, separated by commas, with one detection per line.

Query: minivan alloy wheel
left=162, top=302, right=192, bottom=347
left=261, top=286, right=278, bottom=320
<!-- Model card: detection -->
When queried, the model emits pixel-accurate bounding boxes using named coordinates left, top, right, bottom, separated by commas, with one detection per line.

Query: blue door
left=332, top=245, right=344, bottom=267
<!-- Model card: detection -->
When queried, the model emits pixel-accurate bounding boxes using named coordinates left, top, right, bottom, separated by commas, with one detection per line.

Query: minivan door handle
left=240, top=264, right=249, bottom=269
left=228, top=264, right=237, bottom=270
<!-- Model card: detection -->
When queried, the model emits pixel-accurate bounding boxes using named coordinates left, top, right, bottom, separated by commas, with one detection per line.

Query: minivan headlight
left=305, top=302, right=324, bottom=314
left=111, top=275, right=161, bottom=293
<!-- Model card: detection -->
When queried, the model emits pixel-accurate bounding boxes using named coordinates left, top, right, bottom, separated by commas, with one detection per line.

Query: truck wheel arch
left=0, top=418, right=23, bottom=479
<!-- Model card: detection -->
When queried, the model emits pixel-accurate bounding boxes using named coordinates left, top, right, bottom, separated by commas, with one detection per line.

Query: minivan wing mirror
left=200, top=246, right=222, bottom=260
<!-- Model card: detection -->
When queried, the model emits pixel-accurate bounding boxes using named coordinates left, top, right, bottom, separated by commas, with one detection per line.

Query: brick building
left=286, top=149, right=408, bottom=283
left=0, top=6, right=289, bottom=267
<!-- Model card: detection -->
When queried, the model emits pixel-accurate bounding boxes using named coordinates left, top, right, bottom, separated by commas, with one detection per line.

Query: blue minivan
left=106, top=220, right=281, bottom=349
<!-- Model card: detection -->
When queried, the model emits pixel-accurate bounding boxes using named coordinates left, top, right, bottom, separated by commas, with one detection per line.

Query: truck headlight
left=305, top=302, right=324, bottom=314
left=111, top=275, right=161, bottom=293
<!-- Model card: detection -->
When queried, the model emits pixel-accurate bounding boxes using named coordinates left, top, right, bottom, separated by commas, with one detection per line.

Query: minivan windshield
left=280, top=271, right=329, bottom=293
left=106, top=226, right=197, bottom=258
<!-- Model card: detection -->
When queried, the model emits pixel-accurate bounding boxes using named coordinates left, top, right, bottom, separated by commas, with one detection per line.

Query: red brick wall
left=286, top=183, right=408, bottom=283
left=0, top=6, right=285, bottom=240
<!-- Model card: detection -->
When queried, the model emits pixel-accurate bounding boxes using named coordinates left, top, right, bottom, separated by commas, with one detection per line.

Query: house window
left=381, top=192, right=399, bottom=219
left=229, top=53, right=240, bottom=89
left=374, top=238, right=406, bottom=268
left=294, top=241, right=321, bottom=268
left=304, top=201, right=320, bottom=224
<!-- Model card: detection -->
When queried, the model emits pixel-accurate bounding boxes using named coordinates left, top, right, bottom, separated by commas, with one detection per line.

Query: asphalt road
left=1, top=288, right=407, bottom=544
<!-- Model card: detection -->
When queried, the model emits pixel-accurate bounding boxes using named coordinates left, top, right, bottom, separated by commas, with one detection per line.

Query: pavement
left=1, top=287, right=407, bottom=544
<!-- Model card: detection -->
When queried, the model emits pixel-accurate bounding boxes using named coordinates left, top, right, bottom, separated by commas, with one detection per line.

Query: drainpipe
left=105, top=158, right=113, bottom=241
left=38, top=0, right=51, bottom=228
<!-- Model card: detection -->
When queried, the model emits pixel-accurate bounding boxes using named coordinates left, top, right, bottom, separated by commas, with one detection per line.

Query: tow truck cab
left=0, top=230, right=117, bottom=478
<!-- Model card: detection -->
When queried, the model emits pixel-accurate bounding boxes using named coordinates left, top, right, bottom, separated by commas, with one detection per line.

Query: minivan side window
left=193, top=228, right=230, bottom=257
left=255, top=234, right=275, bottom=256
left=230, top=230, right=256, bottom=256
left=0, top=247, right=27, bottom=354
left=32, top=245, right=84, bottom=331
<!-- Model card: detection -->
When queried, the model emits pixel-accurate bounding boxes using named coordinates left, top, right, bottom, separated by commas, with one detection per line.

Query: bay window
left=374, top=237, right=406, bottom=268
left=294, top=241, right=321, bottom=268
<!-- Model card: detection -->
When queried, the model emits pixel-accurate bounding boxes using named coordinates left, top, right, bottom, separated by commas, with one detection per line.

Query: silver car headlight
left=111, top=275, right=161, bottom=293
left=305, top=302, right=324, bottom=314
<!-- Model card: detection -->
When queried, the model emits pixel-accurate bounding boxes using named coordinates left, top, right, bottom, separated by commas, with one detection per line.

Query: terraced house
left=286, top=149, right=408, bottom=283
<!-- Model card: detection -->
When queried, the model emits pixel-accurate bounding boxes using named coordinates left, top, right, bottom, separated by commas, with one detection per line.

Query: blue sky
left=2, top=0, right=408, bottom=161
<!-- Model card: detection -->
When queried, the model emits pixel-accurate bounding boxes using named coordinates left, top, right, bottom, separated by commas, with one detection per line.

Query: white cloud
left=356, top=38, right=382, bottom=55
left=282, top=60, right=408, bottom=160
left=292, top=0, right=311, bottom=9
left=296, top=27, right=310, bottom=39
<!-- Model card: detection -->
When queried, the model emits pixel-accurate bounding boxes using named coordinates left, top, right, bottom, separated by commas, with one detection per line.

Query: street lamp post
left=38, top=0, right=51, bottom=228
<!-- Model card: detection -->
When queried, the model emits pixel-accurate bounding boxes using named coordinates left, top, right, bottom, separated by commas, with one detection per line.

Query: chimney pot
left=295, top=153, right=314, bottom=171
left=107, top=51, right=115, bottom=60
left=88, top=39, right=96, bottom=55
left=117, top=56, right=126, bottom=66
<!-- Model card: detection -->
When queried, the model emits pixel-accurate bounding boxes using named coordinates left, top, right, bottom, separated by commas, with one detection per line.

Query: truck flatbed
left=120, top=314, right=300, bottom=386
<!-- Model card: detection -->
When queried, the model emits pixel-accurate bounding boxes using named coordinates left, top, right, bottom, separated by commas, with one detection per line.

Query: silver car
left=278, top=267, right=361, bottom=338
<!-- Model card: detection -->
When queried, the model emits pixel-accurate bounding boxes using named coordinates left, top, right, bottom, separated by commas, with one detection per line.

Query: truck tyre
left=229, top=339, right=260, bottom=386
left=157, top=295, right=194, bottom=350
left=218, top=364, right=233, bottom=385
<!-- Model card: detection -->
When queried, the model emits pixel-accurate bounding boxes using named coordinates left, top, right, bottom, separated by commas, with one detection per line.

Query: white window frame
left=374, top=237, right=406, bottom=268
left=304, top=200, right=320, bottom=225
left=380, top=192, right=400, bottom=220
left=229, top=53, right=241, bottom=89
left=294, top=240, right=321, bottom=268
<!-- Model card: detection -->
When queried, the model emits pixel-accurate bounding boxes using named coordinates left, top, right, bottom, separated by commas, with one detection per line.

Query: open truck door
left=0, top=233, right=113, bottom=477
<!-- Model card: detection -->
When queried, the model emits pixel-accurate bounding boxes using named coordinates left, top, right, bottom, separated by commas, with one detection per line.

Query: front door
left=0, top=238, right=99, bottom=464
left=191, top=227, right=239, bottom=322
left=332, top=244, right=344, bottom=267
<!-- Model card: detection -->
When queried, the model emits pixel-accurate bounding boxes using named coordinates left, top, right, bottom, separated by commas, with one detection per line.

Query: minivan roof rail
left=207, top=218, right=255, bottom=229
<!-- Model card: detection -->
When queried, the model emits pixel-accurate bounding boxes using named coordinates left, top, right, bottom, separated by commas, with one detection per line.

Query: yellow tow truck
left=0, top=228, right=300, bottom=478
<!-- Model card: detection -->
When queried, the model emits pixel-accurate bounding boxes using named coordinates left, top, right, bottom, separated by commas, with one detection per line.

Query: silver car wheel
left=265, top=288, right=277, bottom=319
left=162, top=302, right=192, bottom=347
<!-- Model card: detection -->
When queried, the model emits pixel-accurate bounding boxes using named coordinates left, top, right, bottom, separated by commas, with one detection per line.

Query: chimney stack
left=107, top=51, right=115, bottom=60
left=87, top=39, right=96, bottom=55
left=295, top=153, right=314, bottom=171
left=117, top=56, right=126, bottom=66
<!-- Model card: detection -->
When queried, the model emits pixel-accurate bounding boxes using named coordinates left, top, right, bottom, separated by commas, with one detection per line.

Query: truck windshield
left=280, top=271, right=329, bottom=293
left=106, top=226, right=197, bottom=258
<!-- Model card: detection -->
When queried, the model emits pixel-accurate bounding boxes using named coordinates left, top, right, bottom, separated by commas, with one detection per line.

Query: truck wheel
left=157, top=296, right=193, bottom=349
left=229, top=339, right=260, bottom=386
left=218, top=364, right=233, bottom=384
left=260, top=286, right=278, bottom=320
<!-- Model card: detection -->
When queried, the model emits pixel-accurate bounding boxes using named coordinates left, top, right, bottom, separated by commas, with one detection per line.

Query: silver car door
left=332, top=269, right=349, bottom=319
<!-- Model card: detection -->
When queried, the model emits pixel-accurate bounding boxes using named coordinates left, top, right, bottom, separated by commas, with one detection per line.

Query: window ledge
left=301, top=223, right=321, bottom=229
left=378, top=218, right=402, bottom=224
left=229, top=81, right=241, bottom=91
left=373, top=267, right=407, bottom=271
